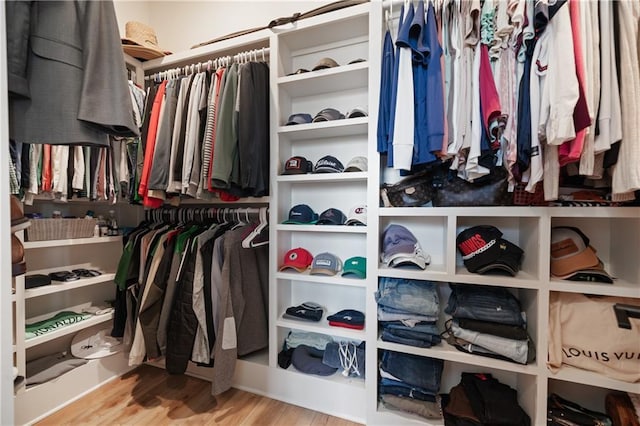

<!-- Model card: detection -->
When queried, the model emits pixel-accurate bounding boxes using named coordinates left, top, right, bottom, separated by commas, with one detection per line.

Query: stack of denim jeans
left=379, top=350, right=444, bottom=421
left=444, top=283, right=535, bottom=365
left=376, top=277, right=441, bottom=348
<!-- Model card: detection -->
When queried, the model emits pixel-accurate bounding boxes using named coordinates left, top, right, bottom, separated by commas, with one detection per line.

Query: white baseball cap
left=345, top=205, right=367, bottom=226
left=345, top=156, right=368, bottom=172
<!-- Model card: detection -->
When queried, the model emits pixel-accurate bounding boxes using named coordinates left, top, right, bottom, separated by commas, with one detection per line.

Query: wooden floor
left=36, top=365, right=362, bottom=426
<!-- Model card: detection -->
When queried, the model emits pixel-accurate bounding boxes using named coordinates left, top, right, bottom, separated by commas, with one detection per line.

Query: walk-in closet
left=2, top=1, right=639, bottom=425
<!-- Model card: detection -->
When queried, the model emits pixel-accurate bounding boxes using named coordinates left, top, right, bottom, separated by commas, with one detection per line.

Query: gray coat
left=8, top=1, right=139, bottom=146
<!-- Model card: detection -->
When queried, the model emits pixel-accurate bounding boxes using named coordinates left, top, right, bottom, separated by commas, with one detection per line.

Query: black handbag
left=380, top=170, right=433, bottom=207
left=431, top=166, right=512, bottom=207
left=547, top=393, right=612, bottom=426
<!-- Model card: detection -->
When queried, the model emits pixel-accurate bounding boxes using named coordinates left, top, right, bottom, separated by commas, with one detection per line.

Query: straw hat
left=121, top=21, right=171, bottom=61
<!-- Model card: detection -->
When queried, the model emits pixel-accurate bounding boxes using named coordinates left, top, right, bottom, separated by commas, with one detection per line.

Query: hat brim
left=341, top=268, right=366, bottom=279
left=345, top=218, right=366, bottom=226
left=70, top=327, right=123, bottom=359
left=475, top=262, right=519, bottom=277
left=313, top=167, right=342, bottom=173
left=554, top=260, right=615, bottom=283
left=550, top=245, right=600, bottom=277
left=310, top=268, right=338, bottom=276
left=386, top=253, right=428, bottom=270
left=278, top=264, right=309, bottom=273
left=122, top=43, right=169, bottom=61
left=282, top=219, right=317, bottom=224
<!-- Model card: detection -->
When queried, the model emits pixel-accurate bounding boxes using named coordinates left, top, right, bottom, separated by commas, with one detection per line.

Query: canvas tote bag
left=548, top=292, right=640, bottom=383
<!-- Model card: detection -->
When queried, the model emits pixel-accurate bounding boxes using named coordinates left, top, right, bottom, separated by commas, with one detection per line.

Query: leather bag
left=431, top=166, right=512, bottom=207
left=548, top=393, right=612, bottom=426
left=380, top=171, right=433, bottom=207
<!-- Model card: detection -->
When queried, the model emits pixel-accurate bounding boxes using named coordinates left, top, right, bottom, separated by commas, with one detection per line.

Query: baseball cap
left=381, top=224, right=430, bottom=269
left=312, top=57, right=339, bottom=71
left=283, top=156, right=313, bottom=175
left=316, top=208, right=347, bottom=225
left=291, top=345, right=338, bottom=376
left=342, top=256, right=366, bottom=279
left=550, top=227, right=614, bottom=283
left=285, top=113, right=313, bottom=125
left=346, top=107, right=368, bottom=118
left=314, top=155, right=344, bottom=173
left=310, top=252, right=343, bottom=276
left=312, top=108, right=345, bottom=122
left=283, top=302, right=324, bottom=322
left=70, top=327, right=123, bottom=359
left=279, top=247, right=314, bottom=272
left=327, top=309, right=365, bottom=329
left=282, top=204, right=319, bottom=224
left=456, top=225, right=524, bottom=276
left=345, top=156, right=368, bottom=172
left=345, top=205, right=367, bottom=226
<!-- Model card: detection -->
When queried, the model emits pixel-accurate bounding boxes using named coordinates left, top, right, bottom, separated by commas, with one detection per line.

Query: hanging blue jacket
left=377, top=29, right=395, bottom=155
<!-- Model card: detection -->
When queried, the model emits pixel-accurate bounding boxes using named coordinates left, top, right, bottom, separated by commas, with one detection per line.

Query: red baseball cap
left=279, top=247, right=313, bottom=273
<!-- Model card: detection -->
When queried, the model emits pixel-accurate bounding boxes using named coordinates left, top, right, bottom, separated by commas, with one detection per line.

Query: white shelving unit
left=13, top=231, right=132, bottom=425
left=268, top=3, right=376, bottom=421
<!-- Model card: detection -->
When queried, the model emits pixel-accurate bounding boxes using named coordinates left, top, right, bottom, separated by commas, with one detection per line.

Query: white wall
left=114, top=0, right=335, bottom=54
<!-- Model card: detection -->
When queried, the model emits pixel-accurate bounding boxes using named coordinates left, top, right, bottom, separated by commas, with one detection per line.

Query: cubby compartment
left=378, top=283, right=540, bottom=372
left=378, top=215, right=448, bottom=276
left=277, top=133, right=368, bottom=175
left=549, top=214, right=640, bottom=298
left=277, top=279, right=366, bottom=339
left=275, top=6, right=369, bottom=78
left=454, top=214, right=541, bottom=286
left=547, top=378, right=634, bottom=414
left=275, top=181, right=368, bottom=226
left=276, top=231, right=366, bottom=268
left=275, top=326, right=366, bottom=388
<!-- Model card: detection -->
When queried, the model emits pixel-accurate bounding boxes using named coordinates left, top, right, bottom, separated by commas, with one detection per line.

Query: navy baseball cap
left=282, top=204, right=318, bottom=224
left=316, top=208, right=347, bottom=225
left=313, top=155, right=344, bottom=173
left=327, top=309, right=365, bottom=325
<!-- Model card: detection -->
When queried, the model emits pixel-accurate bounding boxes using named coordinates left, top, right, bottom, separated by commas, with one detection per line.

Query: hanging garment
left=8, top=1, right=138, bottom=146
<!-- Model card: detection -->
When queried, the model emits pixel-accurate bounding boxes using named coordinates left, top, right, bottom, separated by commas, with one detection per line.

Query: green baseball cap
left=341, top=256, right=366, bottom=279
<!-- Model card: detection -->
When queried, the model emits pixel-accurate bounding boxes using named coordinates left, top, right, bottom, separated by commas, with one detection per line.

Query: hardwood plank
left=35, top=365, right=362, bottom=426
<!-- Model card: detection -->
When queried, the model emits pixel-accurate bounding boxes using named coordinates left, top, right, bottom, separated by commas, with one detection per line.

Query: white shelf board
left=277, top=317, right=365, bottom=342
left=277, top=117, right=368, bottom=140
left=375, top=404, right=444, bottom=426
left=378, top=206, right=640, bottom=217
left=549, top=279, right=640, bottom=298
left=547, top=365, right=640, bottom=394
left=377, top=265, right=449, bottom=280
left=377, top=339, right=540, bottom=376
left=276, top=271, right=367, bottom=287
left=25, top=313, right=113, bottom=349
left=24, top=273, right=115, bottom=299
left=545, top=206, right=640, bottom=218
left=277, top=62, right=368, bottom=98
left=276, top=172, right=367, bottom=183
left=23, top=236, right=122, bottom=249
left=276, top=224, right=367, bottom=234
left=452, top=268, right=542, bottom=290
left=281, top=364, right=366, bottom=390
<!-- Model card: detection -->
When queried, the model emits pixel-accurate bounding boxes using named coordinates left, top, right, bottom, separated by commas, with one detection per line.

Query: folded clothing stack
left=283, top=302, right=323, bottom=322
left=441, top=373, right=530, bottom=425
left=378, top=350, right=444, bottom=421
left=443, top=283, right=535, bottom=365
left=376, top=277, right=441, bottom=348
left=327, top=309, right=365, bottom=330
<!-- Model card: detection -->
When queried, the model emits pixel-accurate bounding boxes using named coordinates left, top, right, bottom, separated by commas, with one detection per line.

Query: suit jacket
left=8, top=1, right=139, bottom=146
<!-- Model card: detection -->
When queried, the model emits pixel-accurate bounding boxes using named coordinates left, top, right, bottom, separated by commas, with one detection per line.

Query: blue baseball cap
left=282, top=204, right=318, bottom=224
left=381, top=224, right=430, bottom=269
left=285, top=113, right=313, bottom=126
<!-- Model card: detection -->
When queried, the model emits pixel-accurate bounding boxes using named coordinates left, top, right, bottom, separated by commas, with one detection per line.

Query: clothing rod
left=144, top=206, right=268, bottom=223
left=144, top=47, right=270, bottom=81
